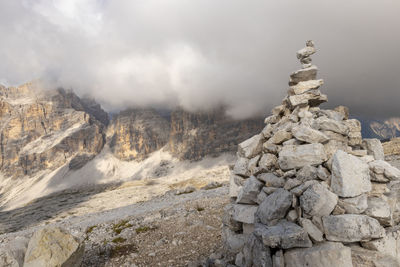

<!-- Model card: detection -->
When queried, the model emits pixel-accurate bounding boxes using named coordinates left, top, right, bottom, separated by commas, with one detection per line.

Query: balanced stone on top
left=221, top=41, right=400, bottom=267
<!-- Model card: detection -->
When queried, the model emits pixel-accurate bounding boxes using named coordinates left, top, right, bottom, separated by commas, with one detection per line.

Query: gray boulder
left=257, top=173, right=285, bottom=188
left=254, top=221, right=312, bottom=249
left=232, top=204, right=258, bottom=224
left=256, top=188, right=292, bottom=226
left=313, top=117, right=349, bottom=135
left=236, top=176, right=264, bottom=204
left=300, top=183, right=338, bottom=217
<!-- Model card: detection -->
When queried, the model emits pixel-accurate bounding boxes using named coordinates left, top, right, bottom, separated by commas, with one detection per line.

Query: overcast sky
left=0, top=0, right=399, bottom=119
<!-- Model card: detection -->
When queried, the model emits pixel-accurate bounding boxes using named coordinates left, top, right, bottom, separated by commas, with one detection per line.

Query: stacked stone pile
left=223, top=41, right=400, bottom=267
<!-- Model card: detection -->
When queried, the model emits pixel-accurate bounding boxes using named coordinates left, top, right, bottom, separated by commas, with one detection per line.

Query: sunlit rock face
left=168, top=108, right=264, bottom=161
left=107, top=107, right=264, bottom=162
left=107, top=108, right=170, bottom=161
left=0, top=82, right=106, bottom=178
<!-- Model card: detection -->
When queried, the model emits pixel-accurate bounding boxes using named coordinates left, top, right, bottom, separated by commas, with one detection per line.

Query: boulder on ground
left=24, top=226, right=84, bottom=267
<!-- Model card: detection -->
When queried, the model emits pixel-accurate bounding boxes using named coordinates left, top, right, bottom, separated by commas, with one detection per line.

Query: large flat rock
left=278, top=144, right=327, bottom=171
left=322, top=214, right=385, bottom=242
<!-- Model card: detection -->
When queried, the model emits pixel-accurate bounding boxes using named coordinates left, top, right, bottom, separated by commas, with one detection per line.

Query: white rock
left=284, top=242, right=353, bottom=267
left=288, top=79, right=323, bottom=95
left=229, top=174, right=245, bottom=198
left=351, top=245, right=400, bottom=267
left=322, top=214, right=385, bottom=242
left=296, top=46, right=316, bottom=59
left=233, top=157, right=250, bottom=177
left=258, top=153, right=278, bottom=171
left=24, top=227, right=84, bottom=267
left=317, top=165, right=330, bottom=181
left=314, top=117, right=349, bottom=135
left=337, top=194, right=368, bottom=214
left=268, top=130, right=293, bottom=145
left=299, top=218, right=324, bottom=243
left=288, top=92, right=328, bottom=108
left=238, top=134, right=263, bottom=159
left=278, top=144, right=327, bottom=171
left=262, top=124, right=274, bottom=138
left=292, top=125, right=329, bottom=144
left=247, top=155, right=260, bottom=175
left=236, top=176, right=264, bottom=204
left=364, top=195, right=394, bottom=226
left=362, top=138, right=384, bottom=160
left=331, top=150, right=372, bottom=197
left=300, top=183, right=338, bottom=217
left=232, top=204, right=258, bottom=224
left=370, top=160, right=400, bottom=181
left=361, top=226, right=400, bottom=260
left=289, top=65, right=318, bottom=85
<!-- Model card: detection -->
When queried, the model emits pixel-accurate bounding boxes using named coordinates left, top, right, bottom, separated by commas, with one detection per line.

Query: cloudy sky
left=0, top=0, right=399, bottom=119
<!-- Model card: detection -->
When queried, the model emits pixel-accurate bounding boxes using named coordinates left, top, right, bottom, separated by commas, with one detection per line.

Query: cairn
left=223, top=41, right=400, bottom=267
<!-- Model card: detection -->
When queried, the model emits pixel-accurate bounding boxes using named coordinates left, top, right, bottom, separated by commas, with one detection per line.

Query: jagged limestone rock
left=256, top=188, right=292, bottom=226
left=363, top=138, right=385, bottom=160
left=238, top=134, right=264, bottom=159
left=236, top=176, right=264, bottom=204
left=322, top=215, right=385, bottom=242
left=232, top=204, right=258, bottom=224
left=337, top=194, right=368, bottom=214
left=300, top=183, right=338, bottom=217
left=331, top=150, right=372, bottom=197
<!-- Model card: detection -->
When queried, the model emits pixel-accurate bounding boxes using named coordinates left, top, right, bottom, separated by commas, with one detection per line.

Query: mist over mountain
left=0, top=1, right=400, bottom=119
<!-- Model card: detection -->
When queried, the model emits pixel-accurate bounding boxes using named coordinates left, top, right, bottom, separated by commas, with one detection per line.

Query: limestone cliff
left=0, top=82, right=106, bottom=178
left=168, top=108, right=264, bottom=161
left=107, top=109, right=170, bottom=161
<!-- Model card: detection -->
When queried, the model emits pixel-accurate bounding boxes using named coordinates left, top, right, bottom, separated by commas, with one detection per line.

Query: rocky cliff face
left=107, top=109, right=170, bottom=161
left=168, top=108, right=264, bottom=161
left=106, top=107, right=264, bottom=161
left=0, top=82, right=264, bottom=179
left=0, top=82, right=106, bottom=178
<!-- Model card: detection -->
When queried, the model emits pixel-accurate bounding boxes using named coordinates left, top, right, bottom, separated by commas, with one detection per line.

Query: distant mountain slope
left=357, top=116, right=400, bottom=141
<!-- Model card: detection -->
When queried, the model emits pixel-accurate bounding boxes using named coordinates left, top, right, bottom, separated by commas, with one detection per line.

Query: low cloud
left=0, top=0, right=399, bottom=119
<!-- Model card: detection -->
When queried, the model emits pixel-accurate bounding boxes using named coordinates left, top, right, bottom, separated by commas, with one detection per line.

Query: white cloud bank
left=0, top=0, right=400, bottom=118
